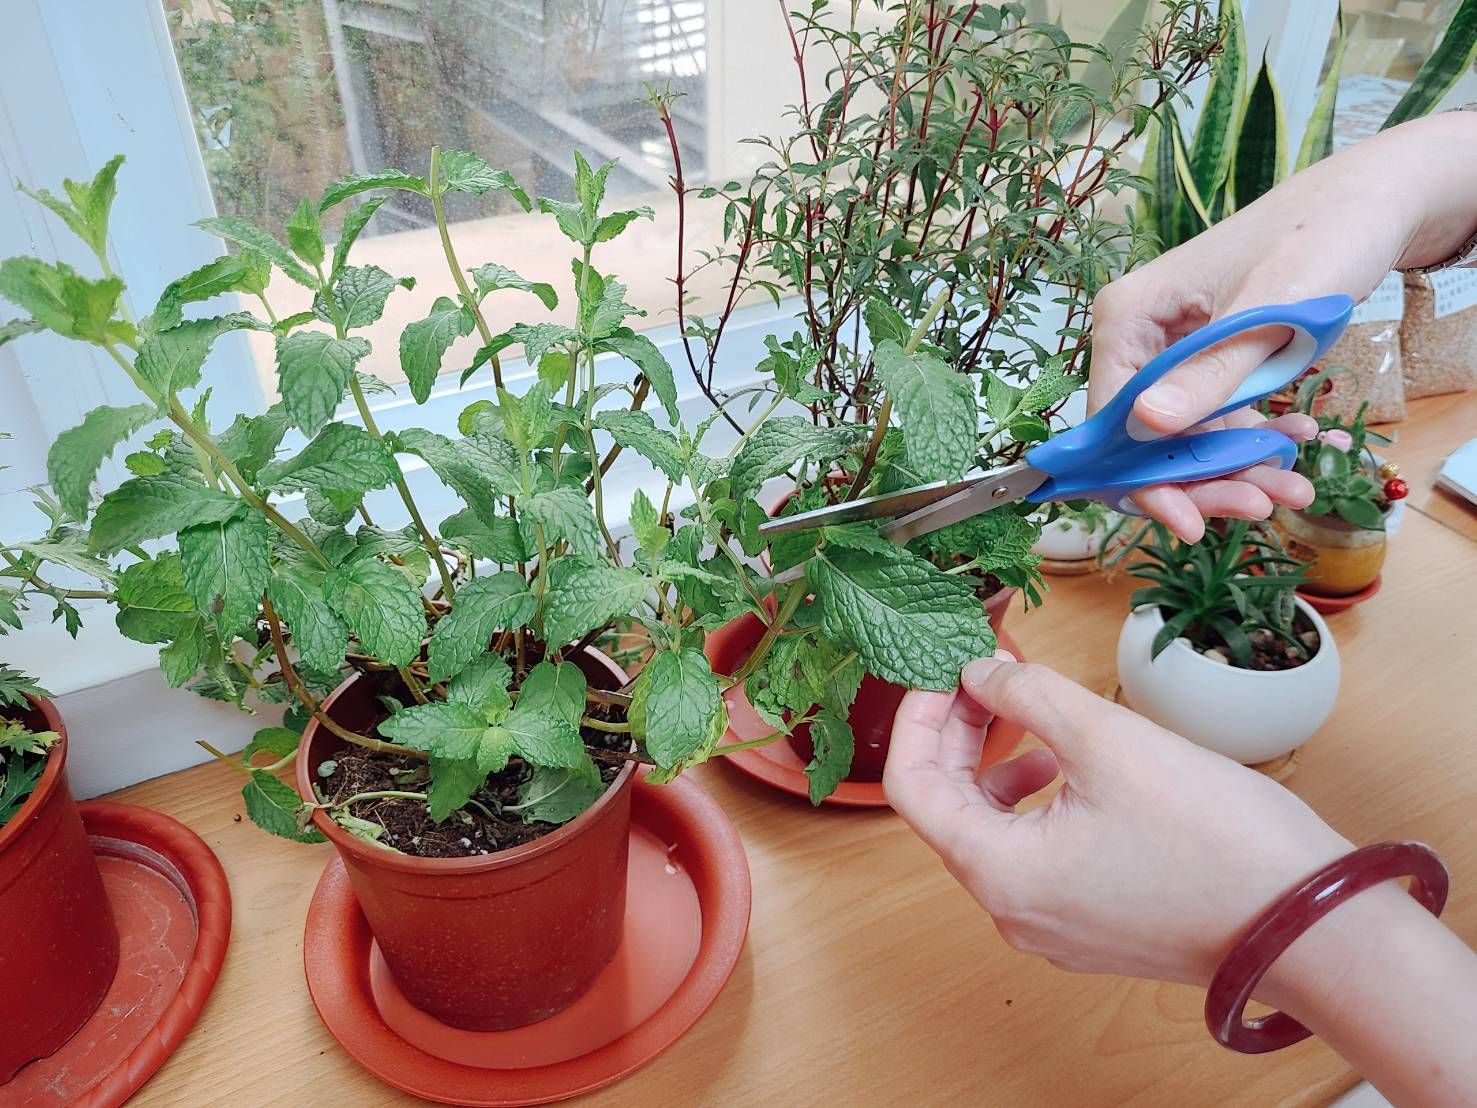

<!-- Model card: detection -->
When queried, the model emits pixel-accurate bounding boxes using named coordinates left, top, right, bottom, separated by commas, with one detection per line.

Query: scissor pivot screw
left=991, top=485, right=1011, bottom=499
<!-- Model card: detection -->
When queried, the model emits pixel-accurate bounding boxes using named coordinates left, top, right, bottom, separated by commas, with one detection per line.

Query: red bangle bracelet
left=1205, top=841, right=1449, bottom=1054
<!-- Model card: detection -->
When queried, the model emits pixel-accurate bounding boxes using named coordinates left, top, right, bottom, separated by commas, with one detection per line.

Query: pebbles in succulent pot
left=1116, top=522, right=1340, bottom=766
left=1271, top=390, right=1406, bottom=598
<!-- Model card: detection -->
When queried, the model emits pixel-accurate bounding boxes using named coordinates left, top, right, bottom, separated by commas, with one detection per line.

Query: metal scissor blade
left=879, top=462, right=1046, bottom=543
left=756, top=475, right=980, bottom=536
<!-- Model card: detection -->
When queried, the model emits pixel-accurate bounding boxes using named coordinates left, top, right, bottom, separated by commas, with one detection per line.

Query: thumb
left=1134, top=322, right=1292, bottom=434
left=960, top=657, right=1109, bottom=776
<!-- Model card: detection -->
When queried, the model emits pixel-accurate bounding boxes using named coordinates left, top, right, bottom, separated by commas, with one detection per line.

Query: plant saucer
left=712, top=626, right=1028, bottom=809
left=304, top=774, right=750, bottom=1106
left=1298, top=575, right=1381, bottom=614
left=4, top=802, right=232, bottom=1107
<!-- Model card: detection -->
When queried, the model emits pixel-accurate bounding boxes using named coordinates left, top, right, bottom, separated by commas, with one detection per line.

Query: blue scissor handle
left=1022, top=295, right=1353, bottom=509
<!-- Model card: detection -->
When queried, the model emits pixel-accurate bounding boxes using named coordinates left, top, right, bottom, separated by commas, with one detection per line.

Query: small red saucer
left=304, top=774, right=750, bottom=1106
left=716, top=628, right=1028, bottom=808
left=6, top=802, right=231, bottom=1107
left=1298, top=575, right=1381, bottom=614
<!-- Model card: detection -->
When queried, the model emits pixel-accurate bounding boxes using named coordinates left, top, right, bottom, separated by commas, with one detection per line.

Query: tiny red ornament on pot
left=1383, top=477, right=1409, bottom=500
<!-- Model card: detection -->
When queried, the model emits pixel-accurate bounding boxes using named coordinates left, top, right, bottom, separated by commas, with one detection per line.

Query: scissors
left=758, top=295, right=1354, bottom=569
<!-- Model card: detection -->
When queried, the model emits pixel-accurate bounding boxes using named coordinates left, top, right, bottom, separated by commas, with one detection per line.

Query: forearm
left=1257, top=883, right=1477, bottom=1106
left=1357, top=110, right=1477, bottom=271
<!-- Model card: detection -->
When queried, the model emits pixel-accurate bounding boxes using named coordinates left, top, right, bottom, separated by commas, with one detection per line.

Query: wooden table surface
left=115, top=395, right=1477, bottom=1107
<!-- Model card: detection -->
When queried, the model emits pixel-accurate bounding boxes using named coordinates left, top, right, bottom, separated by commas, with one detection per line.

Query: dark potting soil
left=1192, top=609, right=1321, bottom=672
left=316, top=662, right=630, bottom=860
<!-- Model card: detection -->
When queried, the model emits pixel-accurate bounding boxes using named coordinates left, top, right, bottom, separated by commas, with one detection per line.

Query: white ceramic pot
left=1031, top=512, right=1122, bottom=563
left=1116, top=597, right=1340, bottom=764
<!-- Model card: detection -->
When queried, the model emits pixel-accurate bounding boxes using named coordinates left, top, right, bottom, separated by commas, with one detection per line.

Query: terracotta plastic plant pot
left=297, top=649, right=637, bottom=1033
left=0, top=696, right=120, bottom=1084
left=785, top=586, right=1018, bottom=783
left=1117, top=597, right=1340, bottom=764
left=1271, top=504, right=1388, bottom=598
left=1264, top=372, right=1334, bottom=417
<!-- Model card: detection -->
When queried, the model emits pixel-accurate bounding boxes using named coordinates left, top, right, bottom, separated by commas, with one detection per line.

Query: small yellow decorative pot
left=1271, top=505, right=1388, bottom=597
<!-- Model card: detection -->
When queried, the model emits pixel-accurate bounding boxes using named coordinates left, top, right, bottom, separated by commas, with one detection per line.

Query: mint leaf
left=629, top=648, right=720, bottom=769
left=330, top=196, right=388, bottom=281
left=579, top=272, right=641, bottom=338
left=197, top=215, right=317, bottom=288
left=114, top=552, right=196, bottom=643
left=464, top=323, right=581, bottom=387
left=436, top=151, right=530, bottom=209
left=324, top=557, right=425, bottom=666
left=136, top=312, right=266, bottom=395
left=542, top=557, right=648, bottom=646
left=400, top=296, right=474, bottom=404
left=179, top=507, right=270, bottom=636
left=729, top=416, right=866, bottom=500
left=285, top=197, right=325, bottom=267
left=243, top=726, right=301, bottom=765
left=159, top=617, right=209, bottom=688
left=504, top=706, right=585, bottom=769
left=514, top=760, right=604, bottom=824
left=47, top=403, right=156, bottom=520
left=573, top=151, right=612, bottom=213
left=863, top=299, right=909, bottom=348
left=314, top=264, right=411, bottom=329
left=872, top=340, right=976, bottom=483
left=152, top=255, right=251, bottom=330
left=808, top=545, right=995, bottom=689
left=440, top=508, right=526, bottom=563
left=804, top=713, right=855, bottom=804
left=379, top=700, right=489, bottom=759
left=259, top=422, right=397, bottom=497
left=524, top=486, right=602, bottom=560
left=276, top=332, right=373, bottom=435
left=426, top=573, right=536, bottom=683
left=319, top=170, right=428, bottom=211
left=446, top=652, right=513, bottom=721
left=629, top=489, right=669, bottom=561
left=594, top=209, right=652, bottom=242
left=216, top=406, right=290, bottom=482
left=518, top=660, right=587, bottom=729
left=593, top=409, right=683, bottom=480
left=471, top=262, right=557, bottom=310
left=1020, top=356, right=1081, bottom=414
left=267, top=566, right=347, bottom=674
left=599, top=332, right=678, bottom=424
left=243, top=771, right=322, bottom=842
left=391, top=427, right=517, bottom=520
left=984, top=373, right=1024, bottom=425
left=19, top=154, right=123, bottom=257
left=0, top=318, right=43, bottom=347
left=0, top=258, right=126, bottom=344
left=90, top=476, right=242, bottom=554
left=426, top=756, right=485, bottom=822
left=912, top=508, right=1041, bottom=576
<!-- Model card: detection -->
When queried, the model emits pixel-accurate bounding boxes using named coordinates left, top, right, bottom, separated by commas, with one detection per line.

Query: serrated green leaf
left=863, top=299, right=908, bottom=347
left=197, top=215, right=317, bottom=288
left=136, top=312, right=267, bottom=395
left=426, top=573, right=535, bottom=682
left=90, top=476, right=242, bottom=554
left=319, top=170, right=429, bottom=211
left=178, top=508, right=270, bottom=635
left=594, top=209, right=652, bottom=243
left=259, top=422, right=397, bottom=497
left=243, top=771, right=323, bottom=842
left=324, top=556, right=425, bottom=666
left=729, top=416, right=866, bottom=501
left=114, top=553, right=196, bottom=643
left=216, top=405, right=290, bottom=482
left=268, top=565, right=347, bottom=674
left=13, top=535, right=116, bottom=585
left=18, top=154, right=123, bottom=257
left=426, top=756, right=485, bottom=822
left=0, top=258, right=126, bottom=344
left=436, top=151, right=530, bottom=209
left=379, top=699, right=489, bottom=759
left=1020, top=358, right=1082, bottom=414
left=47, top=403, right=156, bottom=520
left=542, top=557, right=648, bottom=646
left=330, top=196, right=388, bottom=281
left=439, top=508, right=526, bottom=563
left=313, top=264, right=411, bottom=329
left=872, top=340, right=975, bottom=482
left=152, top=255, right=251, bottom=330
left=593, top=409, right=684, bottom=481
left=599, top=332, right=679, bottom=424
left=391, top=427, right=517, bottom=520
left=629, top=488, right=669, bottom=561
left=446, top=652, right=514, bottom=721
left=243, top=726, right=301, bottom=765
left=398, top=295, right=475, bottom=404
left=504, top=706, right=585, bottom=769
left=275, top=331, right=372, bottom=435
left=514, top=759, right=604, bottom=824
left=524, top=486, right=602, bottom=560
left=498, top=381, right=552, bottom=453
left=629, top=648, right=719, bottom=769
left=158, top=616, right=208, bottom=687
left=0, top=318, right=43, bottom=347
left=519, top=660, right=587, bottom=729
left=804, top=713, right=855, bottom=804
left=286, top=197, right=324, bottom=267
left=471, top=262, right=557, bottom=310
left=808, top=545, right=995, bottom=689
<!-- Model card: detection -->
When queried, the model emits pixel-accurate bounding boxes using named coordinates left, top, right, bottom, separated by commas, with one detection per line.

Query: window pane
left=164, top=0, right=733, bottom=394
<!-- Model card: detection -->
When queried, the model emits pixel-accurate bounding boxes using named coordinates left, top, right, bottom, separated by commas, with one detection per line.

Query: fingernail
left=1139, top=382, right=1191, bottom=419
left=962, top=652, right=1015, bottom=686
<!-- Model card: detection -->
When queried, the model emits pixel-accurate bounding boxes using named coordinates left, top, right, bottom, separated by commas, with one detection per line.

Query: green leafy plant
left=1289, top=368, right=1397, bottom=529
left=1143, top=0, right=1477, bottom=252
left=0, top=133, right=1012, bottom=822
left=1127, top=520, right=1307, bottom=667
left=648, top=1, right=1218, bottom=632
left=0, top=665, right=58, bottom=827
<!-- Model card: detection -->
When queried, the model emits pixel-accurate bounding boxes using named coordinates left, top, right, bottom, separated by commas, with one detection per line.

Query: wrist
left=1385, top=111, right=1477, bottom=270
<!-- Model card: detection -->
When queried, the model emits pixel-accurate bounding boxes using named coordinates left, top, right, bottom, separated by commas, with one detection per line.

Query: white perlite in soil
left=1402, top=271, right=1477, bottom=400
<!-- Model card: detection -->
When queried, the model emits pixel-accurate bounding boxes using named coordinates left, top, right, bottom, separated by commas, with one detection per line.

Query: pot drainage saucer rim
left=714, top=627, right=1028, bottom=809
left=303, top=774, right=750, bottom=1106
left=3, top=802, right=232, bottom=1108
left=1297, top=575, right=1381, bottom=614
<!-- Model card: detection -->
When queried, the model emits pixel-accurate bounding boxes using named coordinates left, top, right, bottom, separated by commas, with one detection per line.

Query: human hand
left=883, top=654, right=1351, bottom=989
left=1087, top=112, right=1477, bottom=540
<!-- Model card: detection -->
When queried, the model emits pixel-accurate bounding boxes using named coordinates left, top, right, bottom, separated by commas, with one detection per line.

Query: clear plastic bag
left=1401, top=271, right=1477, bottom=400
left=1323, top=272, right=1405, bottom=423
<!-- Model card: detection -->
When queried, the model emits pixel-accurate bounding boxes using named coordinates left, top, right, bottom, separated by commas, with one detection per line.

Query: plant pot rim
left=298, top=661, right=638, bottom=877
left=0, top=693, right=67, bottom=853
left=1278, top=502, right=1390, bottom=536
left=1131, top=595, right=1332, bottom=680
